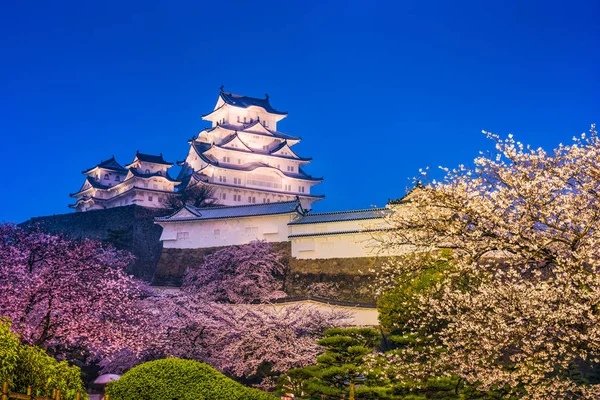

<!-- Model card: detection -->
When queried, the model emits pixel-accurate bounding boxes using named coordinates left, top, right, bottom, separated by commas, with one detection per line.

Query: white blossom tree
left=374, top=125, right=600, bottom=399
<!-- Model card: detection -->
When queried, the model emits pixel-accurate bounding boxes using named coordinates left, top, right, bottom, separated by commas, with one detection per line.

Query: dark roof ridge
left=304, top=207, right=388, bottom=217
left=192, top=198, right=300, bottom=212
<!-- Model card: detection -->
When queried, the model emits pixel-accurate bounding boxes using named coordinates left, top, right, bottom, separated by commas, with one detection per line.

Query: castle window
left=250, top=118, right=253, bottom=123
left=237, top=116, right=240, bottom=122
left=214, top=229, right=220, bottom=237
left=148, top=195, right=153, bottom=201
left=144, top=182, right=149, bottom=188
left=176, top=232, right=189, bottom=240
left=244, top=117, right=247, bottom=123
left=234, top=194, right=241, bottom=201
left=298, top=186, right=305, bottom=193
left=104, top=174, right=109, bottom=180
left=221, top=193, right=227, bottom=200
left=264, top=120, right=268, bottom=127
left=248, top=196, right=256, bottom=203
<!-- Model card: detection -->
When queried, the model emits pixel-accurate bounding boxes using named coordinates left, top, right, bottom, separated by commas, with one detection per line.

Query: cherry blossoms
left=0, top=224, right=153, bottom=359
left=374, top=125, right=600, bottom=399
left=182, top=240, right=287, bottom=303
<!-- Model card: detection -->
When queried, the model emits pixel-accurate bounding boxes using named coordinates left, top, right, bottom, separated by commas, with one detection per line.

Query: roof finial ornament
left=220, top=85, right=225, bottom=92
left=265, top=93, right=269, bottom=100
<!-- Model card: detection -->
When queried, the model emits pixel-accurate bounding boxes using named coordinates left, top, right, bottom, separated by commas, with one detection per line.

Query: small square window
left=148, top=195, right=153, bottom=201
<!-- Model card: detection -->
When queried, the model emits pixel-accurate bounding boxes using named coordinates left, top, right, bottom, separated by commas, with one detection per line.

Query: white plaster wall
left=159, top=213, right=296, bottom=249
left=251, top=301, right=379, bottom=327
left=291, top=232, right=385, bottom=259
left=290, top=218, right=388, bottom=236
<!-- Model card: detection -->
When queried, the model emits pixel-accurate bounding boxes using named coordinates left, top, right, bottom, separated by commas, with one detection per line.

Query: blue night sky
left=1, top=1, right=598, bottom=223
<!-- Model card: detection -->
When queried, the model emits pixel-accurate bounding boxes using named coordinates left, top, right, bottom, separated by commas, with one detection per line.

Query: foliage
left=0, top=223, right=153, bottom=361
left=0, top=318, right=87, bottom=400
left=105, top=358, right=276, bottom=400
left=162, top=183, right=217, bottom=210
left=182, top=240, right=287, bottom=303
left=373, top=125, right=600, bottom=398
left=278, top=327, right=387, bottom=399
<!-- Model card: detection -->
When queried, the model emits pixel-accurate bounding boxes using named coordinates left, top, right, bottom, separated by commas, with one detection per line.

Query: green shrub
left=105, top=358, right=277, bottom=400
left=0, top=318, right=87, bottom=400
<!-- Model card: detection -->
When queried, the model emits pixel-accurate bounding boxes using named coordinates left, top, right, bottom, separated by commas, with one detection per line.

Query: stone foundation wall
left=287, top=256, right=396, bottom=303
left=21, top=205, right=170, bottom=281
left=153, top=242, right=292, bottom=286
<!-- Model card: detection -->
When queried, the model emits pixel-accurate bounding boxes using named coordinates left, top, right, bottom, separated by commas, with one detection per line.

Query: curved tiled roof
left=128, top=151, right=173, bottom=167
left=289, top=208, right=390, bottom=225
left=288, top=228, right=393, bottom=238
left=207, top=135, right=312, bottom=162
left=129, top=168, right=178, bottom=182
left=219, top=91, right=287, bottom=115
left=197, top=160, right=323, bottom=182
left=203, top=123, right=301, bottom=142
left=82, top=156, right=127, bottom=174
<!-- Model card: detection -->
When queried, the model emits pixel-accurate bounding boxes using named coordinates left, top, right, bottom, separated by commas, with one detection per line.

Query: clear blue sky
left=1, top=0, right=598, bottom=223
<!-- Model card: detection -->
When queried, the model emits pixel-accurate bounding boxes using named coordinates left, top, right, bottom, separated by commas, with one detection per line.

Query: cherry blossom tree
left=182, top=240, right=287, bottom=303
left=207, top=303, right=350, bottom=386
left=0, top=224, right=153, bottom=360
left=372, top=125, right=600, bottom=399
left=99, top=292, right=349, bottom=388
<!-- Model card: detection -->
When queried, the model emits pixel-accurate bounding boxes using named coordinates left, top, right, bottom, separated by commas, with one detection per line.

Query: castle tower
left=177, top=88, right=324, bottom=209
left=69, top=152, right=177, bottom=211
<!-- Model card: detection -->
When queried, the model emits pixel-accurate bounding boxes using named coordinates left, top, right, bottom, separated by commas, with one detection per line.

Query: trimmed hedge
left=105, top=358, right=277, bottom=400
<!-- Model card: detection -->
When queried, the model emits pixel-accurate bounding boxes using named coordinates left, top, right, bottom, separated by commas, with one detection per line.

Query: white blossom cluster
left=373, top=125, right=600, bottom=399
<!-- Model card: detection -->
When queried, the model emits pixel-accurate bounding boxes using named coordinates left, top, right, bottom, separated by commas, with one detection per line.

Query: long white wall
left=159, top=213, right=295, bottom=249
left=289, top=218, right=391, bottom=259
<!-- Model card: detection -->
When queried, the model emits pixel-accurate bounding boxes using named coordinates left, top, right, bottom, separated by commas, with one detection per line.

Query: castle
left=71, top=88, right=398, bottom=261
left=70, top=88, right=323, bottom=212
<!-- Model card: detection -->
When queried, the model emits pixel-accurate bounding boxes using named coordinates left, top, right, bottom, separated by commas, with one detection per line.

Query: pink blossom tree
left=99, top=293, right=349, bottom=388
left=372, top=125, right=600, bottom=399
left=207, top=303, right=350, bottom=387
left=0, top=224, right=153, bottom=360
left=182, top=240, right=287, bottom=303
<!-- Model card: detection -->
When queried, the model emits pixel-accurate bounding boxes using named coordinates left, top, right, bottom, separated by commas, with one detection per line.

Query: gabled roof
left=219, top=90, right=287, bottom=116
left=269, top=141, right=309, bottom=160
left=69, top=177, right=111, bottom=197
left=127, top=151, right=173, bottom=167
left=155, top=199, right=304, bottom=222
left=288, top=208, right=390, bottom=225
left=82, top=156, right=127, bottom=174
left=128, top=168, right=178, bottom=182
left=204, top=134, right=311, bottom=162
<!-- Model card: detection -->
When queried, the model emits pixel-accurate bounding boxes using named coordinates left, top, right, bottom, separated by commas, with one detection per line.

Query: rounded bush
left=105, top=358, right=276, bottom=400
